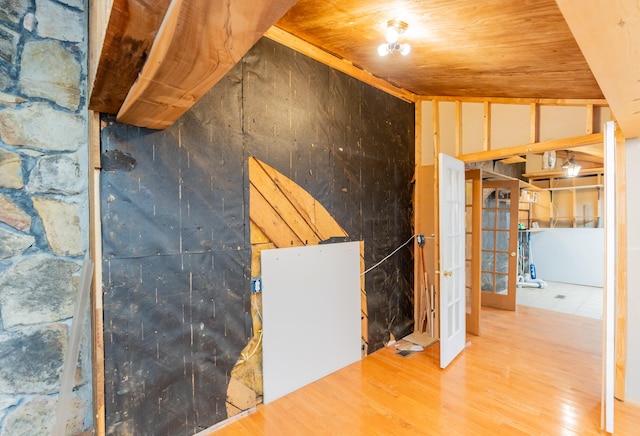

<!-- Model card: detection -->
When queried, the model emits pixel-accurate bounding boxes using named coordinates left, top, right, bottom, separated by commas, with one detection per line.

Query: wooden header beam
left=457, top=133, right=604, bottom=163
left=89, top=0, right=172, bottom=115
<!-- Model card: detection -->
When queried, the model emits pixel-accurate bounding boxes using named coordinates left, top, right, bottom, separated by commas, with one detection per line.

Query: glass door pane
left=480, top=180, right=518, bottom=310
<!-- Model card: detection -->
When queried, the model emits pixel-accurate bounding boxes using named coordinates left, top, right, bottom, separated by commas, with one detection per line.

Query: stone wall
left=0, top=0, right=90, bottom=434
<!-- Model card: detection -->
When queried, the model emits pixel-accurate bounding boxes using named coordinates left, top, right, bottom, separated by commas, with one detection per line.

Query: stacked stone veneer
left=0, top=0, right=90, bottom=434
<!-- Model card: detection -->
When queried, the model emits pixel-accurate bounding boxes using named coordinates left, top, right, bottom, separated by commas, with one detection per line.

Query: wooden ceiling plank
left=458, top=133, right=604, bottom=163
left=89, top=0, right=173, bottom=114
left=116, top=0, right=297, bottom=129
left=556, top=0, right=640, bottom=138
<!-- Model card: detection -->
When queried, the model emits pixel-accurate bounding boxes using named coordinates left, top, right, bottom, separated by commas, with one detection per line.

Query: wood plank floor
left=208, top=306, right=640, bottom=435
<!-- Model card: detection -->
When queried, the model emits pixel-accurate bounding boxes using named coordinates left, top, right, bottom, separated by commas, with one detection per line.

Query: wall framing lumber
left=422, top=95, right=608, bottom=106
left=88, top=110, right=105, bottom=436
left=455, top=101, right=462, bottom=156
left=615, top=127, right=627, bottom=400
left=586, top=104, right=594, bottom=135
left=483, top=101, right=490, bottom=151
left=88, top=3, right=109, bottom=435
left=116, top=0, right=297, bottom=129
left=457, top=133, right=604, bottom=163
left=529, top=103, right=538, bottom=143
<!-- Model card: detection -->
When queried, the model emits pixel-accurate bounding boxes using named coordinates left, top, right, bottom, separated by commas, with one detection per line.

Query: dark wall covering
left=100, top=38, right=415, bottom=435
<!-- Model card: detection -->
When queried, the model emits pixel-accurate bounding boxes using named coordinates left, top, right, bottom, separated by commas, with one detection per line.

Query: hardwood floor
left=208, top=306, right=640, bottom=435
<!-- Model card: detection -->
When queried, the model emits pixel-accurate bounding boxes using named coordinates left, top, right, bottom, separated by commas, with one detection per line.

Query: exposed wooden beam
left=523, top=167, right=604, bottom=180
left=89, top=0, right=172, bottom=114
left=573, top=144, right=604, bottom=160
left=556, top=0, right=640, bottom=138
left=457, top=133, right=604, bottom=163
left=116, top=0, right=297, bottom=129
left=422, top=95, right=608, bottom=106
left=264, top=26, right=416, bottom=104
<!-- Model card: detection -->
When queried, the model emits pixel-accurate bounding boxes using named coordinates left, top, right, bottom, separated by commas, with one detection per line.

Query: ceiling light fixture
left=561, top=152, right=581, bottom=177
left=378, top=20, right=410, bottom=57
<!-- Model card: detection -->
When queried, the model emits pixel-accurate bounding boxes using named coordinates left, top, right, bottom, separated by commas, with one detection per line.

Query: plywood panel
left=228, top=156, right=369, bottom=417
left=421, top=100, right=435, bottom=166
left=461, top=102, right=485, bottom=155
left=539, top=106, right=587, bottom=142
left=261, top=242, right=362, bottom=403
left=593, top=107, right=613, bottom=134
left=490, top=104, right=530, bottom=149
left=556, top=0, right=640, bottom=138
left=439, top=101, right=457, bottom=156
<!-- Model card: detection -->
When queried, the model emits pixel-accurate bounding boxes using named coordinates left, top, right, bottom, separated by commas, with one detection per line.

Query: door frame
left=465, top=170, right=482, bottom=335
left=450, top=127, right=623, bottom=430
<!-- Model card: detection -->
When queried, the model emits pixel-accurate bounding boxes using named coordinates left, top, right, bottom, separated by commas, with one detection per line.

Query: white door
left=439, top=153, right=466, bottom=368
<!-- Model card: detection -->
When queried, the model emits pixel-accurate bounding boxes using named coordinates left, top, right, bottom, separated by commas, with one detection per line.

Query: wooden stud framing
left=529, top=103, right=538, bottom=144
left=432, top=100, right=440, bottom=156
left=432, top=105, right=441, bottom=339
left=88, top=2, right=107, bottom=435
left=414, top=100, right=423, bottom=331
left=483, top=101, right=490, bottom=151
left=455, top=101, right=462, bottom=156
left=415, top=99, right=423, bottom=167
left=88, top=110, right=105, bottom=436
left=586, top=104, right=594, bottom=134
left=615, top=127, right=627, bottom=400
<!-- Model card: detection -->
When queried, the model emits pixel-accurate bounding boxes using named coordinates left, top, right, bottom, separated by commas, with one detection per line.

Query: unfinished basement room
left=0, top=0, right=639, bottom=435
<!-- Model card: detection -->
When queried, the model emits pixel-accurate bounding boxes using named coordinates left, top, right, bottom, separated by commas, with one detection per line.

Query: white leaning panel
left=261, top=241, right=362, bottom=404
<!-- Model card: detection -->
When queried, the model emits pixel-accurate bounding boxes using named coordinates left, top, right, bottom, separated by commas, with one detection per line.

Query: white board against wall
left=261, top=241, right=362, bottom=404
left=529, top=228, right=604, bottom=287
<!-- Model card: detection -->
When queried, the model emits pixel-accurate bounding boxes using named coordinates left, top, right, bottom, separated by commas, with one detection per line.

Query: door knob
left=511, top=252, right=516, bottom=257
left=443, top=271, right=453, bottom=277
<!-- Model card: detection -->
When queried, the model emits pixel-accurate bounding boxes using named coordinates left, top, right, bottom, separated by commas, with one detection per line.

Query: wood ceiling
left=89, top=0, right=640, bottom=137
left=274, top=0, right=602, bottom=100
